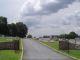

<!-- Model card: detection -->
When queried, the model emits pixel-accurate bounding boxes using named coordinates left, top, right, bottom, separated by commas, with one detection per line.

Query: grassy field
left=42, top=41, right=80, bottom=59
left=0, top=37, right=22, bottom=60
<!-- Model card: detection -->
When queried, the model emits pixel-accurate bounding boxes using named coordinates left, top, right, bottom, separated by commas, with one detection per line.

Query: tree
left=43, top=35, right=50, bottom=38
left=0, top=16, right=28, bottom=38
left=16, top=22, right=28, bottom=38
left=59, top=32, right=78, bottom=39
left=0, top=16, right=8, bottom=35
left=68, top=32, right=78, bottom=39
left=59, top=34, right=66, bottom=38
left=7, top=22, right=28, bottom=38
left=27, top=35, right=32, bottom=38
left=8, top=23, right=17, bottom=36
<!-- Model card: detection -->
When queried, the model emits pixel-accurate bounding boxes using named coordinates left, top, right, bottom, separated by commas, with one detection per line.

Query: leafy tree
left=0, top=16, right=8, bottom=35
left=59, top=32, right=78, bottom=39
left=43, top=35, right=50, bottom=38
left=59, top=34, right=67, bottom=38
left=68, top=32, right=78, bottom=39
left=27, top=35, right=32, bottom=38
left=7, top=22, right=28, bottom=38
left=0, top=16, right=28, bottom=38
left=16, top=22, right=28, bottom=38
left=8, top=23, right=17, bottom=36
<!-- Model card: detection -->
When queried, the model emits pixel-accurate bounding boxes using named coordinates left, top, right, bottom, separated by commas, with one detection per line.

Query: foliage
left=16, top=22, right=28, bottom=38
left=43, top=35, right=50, bottom=38
left=0, top=16, right=28, bottom=38
left=59, top=32, right=78, bottom=39
left=0, top=16, right=8, bottom=35
left=68, top=32, right=78, bottom=39
left=8, top=23, right=17, bottom=37
left=27, top=35, right=32, bottom=38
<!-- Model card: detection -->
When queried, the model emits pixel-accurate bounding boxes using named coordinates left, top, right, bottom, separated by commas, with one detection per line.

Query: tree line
left=42, top=32, right=79, bottom=39
left=59, top=32, right=78, bottom=39
left=0, top=16, right=28, bottom=38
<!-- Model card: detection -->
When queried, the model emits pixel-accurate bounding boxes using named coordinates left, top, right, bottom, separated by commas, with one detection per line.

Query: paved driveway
left=22, top=39, right=74, bottom=60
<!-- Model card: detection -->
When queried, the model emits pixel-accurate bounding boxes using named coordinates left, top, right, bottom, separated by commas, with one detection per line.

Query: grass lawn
left=0, top=50, right=21, bottom=60
left=68, top=50, right=80, bottom=59
left=42, top=41, right=80, bottom=59
left=0, top=37, right=22, bottom=60
left=42, top=41, right=59, bottom=50
left=0, top=37, right=13, bottom=42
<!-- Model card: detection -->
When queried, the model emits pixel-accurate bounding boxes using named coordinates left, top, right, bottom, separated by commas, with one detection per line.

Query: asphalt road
left=22, top=39, right=74, bottom=60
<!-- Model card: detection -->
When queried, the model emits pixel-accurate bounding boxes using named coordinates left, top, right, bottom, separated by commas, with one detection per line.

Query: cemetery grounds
left=40, top=39, right=80, bottom=60
left=0, top=37, right=22, bottom=60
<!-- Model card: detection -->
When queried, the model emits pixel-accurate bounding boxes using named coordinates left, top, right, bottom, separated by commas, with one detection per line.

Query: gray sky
left=0, top=0, right=80, bottom=37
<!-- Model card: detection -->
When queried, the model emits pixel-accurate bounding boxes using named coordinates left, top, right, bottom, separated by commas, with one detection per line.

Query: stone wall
left=59, top=41, right=80, bottom=50
left=59, top=41, right=69, bottom=50
left=0, top=40, right=19, bottom=50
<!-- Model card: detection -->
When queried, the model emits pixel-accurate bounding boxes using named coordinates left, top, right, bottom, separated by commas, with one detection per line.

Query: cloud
left=20, top=0, right=75, bottom=16
left=0, top=0, right=80, bottom=37
left=66, top=11, right=80, bottom=26
left=19, top=0, right=80, bottom=36
left=0, top=0, right=26, bottom=23
left=23, top=18, right=40, bottom=27
left=20, top=16, right=42, bottom=27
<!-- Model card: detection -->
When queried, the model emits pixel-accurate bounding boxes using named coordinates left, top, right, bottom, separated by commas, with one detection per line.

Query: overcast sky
left=0, top=0, right=80, bottom=37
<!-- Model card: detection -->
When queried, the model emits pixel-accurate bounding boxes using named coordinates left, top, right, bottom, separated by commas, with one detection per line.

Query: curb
left=20, top=39, right=23, bottom=60
left=39, top=41, right=80, bottom=60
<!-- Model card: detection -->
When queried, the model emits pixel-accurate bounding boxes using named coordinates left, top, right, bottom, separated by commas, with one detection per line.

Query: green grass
left=0, top=50, right=21, bottom=60
left=0, top=37, right=13, bottom=42
left=42, top=41, right=80, bottom=59
left=0, top=37, right=22, bottom=60
left=43, top=41, right=59, bottom=50
left=68, top=50, right=80, bottom=59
